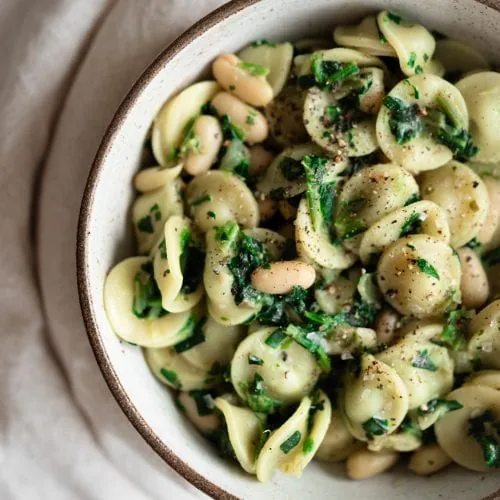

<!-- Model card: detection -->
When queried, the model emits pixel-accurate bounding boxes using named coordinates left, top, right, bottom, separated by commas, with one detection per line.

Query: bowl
left=77, top=0, right=500, bottom=497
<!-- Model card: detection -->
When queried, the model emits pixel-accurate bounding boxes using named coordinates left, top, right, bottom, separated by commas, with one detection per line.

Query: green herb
left=468, top=410, right=500, bottom=468
left=221, top=114, right=246, bottom=141
left=279, top=156, right=304, bottom=181
left=191, top=194, right=213, bottom=206
left=246, top=112, right=256, bottom=125
left=383, top=95, right=423, bottom=144
left=417, top=398, right=463, bottom=416
left=483, top=248, right=500, bottom=268
left=335, top=198, right=367, bottom=240
left=423, top=53, right=430, bottom=62
left=415, top=258, right=440, bottom=279
left=137, top=204, right=162, bottom=233
left=174, top=317, right=206, bottom=353
left=245, top=373, right=282, bottom=414
left=200, top=102, right=217, bottom=116
left=178, top=117, right=201, bottom=158
left=400, top=211, right=424, bottom=237
left=207, top=211, right=216, bottom=219
left=310, top=54, right=360, bottom=90
left=280, top=324, right=331, bottom=372
left=415, top=65, right=424, bottom=74
left=412, top=348, right=439, bottom=371
left=251, top=39, right=277, bottom=47
left=239, top=61, right=270, bottom=77
left=363, top=416, right=389, bottom=437
left=160, top=368, right=181, bottom=389
left=248, top=354, right=264, bottom=366
left=378, top=29, right=388, bottom=44
left=178, top=229, right=205, bottom=295
left=465, top=237, right=482, bottom=250
left=400, top=415, right=422, bottom=438
left=158, top=239, right=167, bottom=259
left=265, top=329, right=287, bottom=348
left=280, top=431, right=302, bottom=454
left=219, top=138, right=250, bottom=178
left=386, top=11, right=402, bottom=23
left=440, top=308, right=472, bottom=350
left=188, top=389, right=214, bottom=416
left=215, top=220, right=239, bottom=246
left=404, top=79, right=420, bottom=99
left=228, top=84, right=236, bottom=91
left=407, top=243, right=416, bottom=250
left=302, top=437, right=315, bottom=454
left=132, top=261, right=168, bottom=319
left=211, top=424, right=236, bottom=461
left=303, top=155, right=336, bottom=238
left=408, top=52, right=416, bottom=68
left=405, top=193, right=421, bottom=206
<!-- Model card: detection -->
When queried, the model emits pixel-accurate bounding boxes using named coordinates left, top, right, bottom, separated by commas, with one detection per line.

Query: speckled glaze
left=77, top=0, right=500, bottom=498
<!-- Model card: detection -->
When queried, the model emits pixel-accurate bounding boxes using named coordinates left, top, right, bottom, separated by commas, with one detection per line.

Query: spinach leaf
left=239, top=61, right=270, bottom=77
left=174, top=317, right=206, bottom=353
left=468, top=410, right=500, bottom=468
left=363, top=416, right=389, bottom=437
left=415, top=258, right=440, bottom=280
left=133, top=261, right=168, bottom=319
left=383, top=96, right=423, bottom=144
left=188, top=389, right=215, bottom=416
left=310, top=55, right=360, bottom=90
left=244, top=373, right=282, bottom=414
left=400, top=211, right=424, bottom=237
left=179, top=229, right=205, bottom=295
left=417, top=398, right=463, bottom=416
left=440, top=308, right=472, bottom=350
left=280, top=431, right=302, bottom=454
left=412, top=348, right=439, bottom=371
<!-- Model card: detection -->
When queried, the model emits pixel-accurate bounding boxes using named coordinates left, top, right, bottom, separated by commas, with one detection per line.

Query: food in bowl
left=103, top=9, right=500, bottom=483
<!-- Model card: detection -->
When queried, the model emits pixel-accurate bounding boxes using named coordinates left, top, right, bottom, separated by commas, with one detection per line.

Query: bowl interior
left=79, top=0, right=500, bottom=497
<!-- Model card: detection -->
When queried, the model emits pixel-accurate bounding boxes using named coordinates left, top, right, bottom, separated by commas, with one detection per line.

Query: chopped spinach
left=383, top=95, right=423, bottom=144
left=132, top=261, right=168, bottom=319
left=220, top=114, right=246, bottom=141
left=239, top=61, right=270, bottom=77
left=335, top=198, right=367, bottom=240
left=439, top=308, right=472, bottom=350
left=137, top=204, right=162, bottom=233
left=386, top=11, right=402, bottom=23
left=302, top=437, right=315, bottom=454
left=211, top=424, right=237, bottom=461
left=174, top=317, right=206, bottom=353
left=415, top=258, right=440, bottom=280
left=158, top=239, right=167, bottom=259
left=265, top=329, right=287, bottom=348
left=191, top=194, right=213, bottom=206
left=244, top=373, right=282, bottom=414
left=160, top=368, right=181, bottom=389
left=178, top=117, right=200, bottom=158
left=400, top=415, right=422, bottom=438
left=412, top=348, right=439, bottom=371
left=310, top=54, right=360, bottom=91
left=465, top=237, right=482, bottom=251
left=280, top=430, right=302, bottom=454
left=400, top=211, right=424, bottom=237
left=219, top=138, right=250, bottom=178
left=468, top=410, right=500, bottom=468
left=248, top=354, right=264, bottom=366
left=408, top=52, right=417, bottom=68
left=363, top=416, right=389, bottom=437
left=188, top=389, right=215, bottom=416
left=279, top=156, right=305, bottom=181
left=179, top=229, right=205, bottom=295
left=404, top=193, right=421, bottom=206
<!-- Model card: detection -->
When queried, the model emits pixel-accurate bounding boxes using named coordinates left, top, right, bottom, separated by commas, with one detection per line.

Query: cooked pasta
left=104, top=11, right=500, bottom=483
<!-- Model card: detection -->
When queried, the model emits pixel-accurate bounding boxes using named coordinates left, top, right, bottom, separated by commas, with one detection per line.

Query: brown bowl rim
left=76, top=0, right=500, bottom=498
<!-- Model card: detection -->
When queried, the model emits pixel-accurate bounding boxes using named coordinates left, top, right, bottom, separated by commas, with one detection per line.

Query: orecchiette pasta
left=435, top=386, right=500, bottom=471
left=456, top=72, right=500, bottom=163
left=377, top=11, right=435, bottom=77
left=105, top=12, right=500, bottom=483
left=376, top=75, right=470, bottom=173
left=255, top=391, right=332, bottom=482
left=420, top=161, right=489, bottom=247
left=377, top=235, right=461, bottom=317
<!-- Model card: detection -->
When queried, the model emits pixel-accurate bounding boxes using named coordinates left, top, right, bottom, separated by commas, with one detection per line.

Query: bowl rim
left=77, top=0, right=500, bottom=498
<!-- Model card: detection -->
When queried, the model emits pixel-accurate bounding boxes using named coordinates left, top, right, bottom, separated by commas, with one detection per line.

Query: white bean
left=212, top=53, right=274, bottom=107
left=134, top=164, right=182, bottom=193
left=249, top=145, right=274, bottom=176
left=211, top=92, right=268, bottom=145
left=251, top=260, right=316, bottom=295
left=346, top=449, right=399, bottom=480
left=184, top=115, right=223, bottom=176
left=457, top=247, right=489, bottom=309
left=177, top=392, right=220, bottom=435
left=408, top=444, right=452, bottom=476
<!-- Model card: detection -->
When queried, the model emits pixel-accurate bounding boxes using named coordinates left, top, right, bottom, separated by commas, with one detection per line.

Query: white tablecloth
left=0, top=1, right=226, bottom=498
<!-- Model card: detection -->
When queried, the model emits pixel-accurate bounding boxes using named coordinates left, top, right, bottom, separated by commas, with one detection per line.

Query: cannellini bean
left=457, top=247, right=489, bottom=309
left=249, top=145, right=274, bottom=176
left=177, top=392, right=220, bottom=435
left=134, top=164, right=183, bottom=192
left=184, top=115, right=223, bottom=176
left=257, top=198, right=277, bottom=222
left=211, top=92, right=268, bottom=144
left=477, top=177, right=500, bottom=250
left=375, top=308, right=399, bottom=346
left=277, top=200, right=298, bottom=221
left=408, top=444, right=452, bottom=476
left=251, top=260, right=316, bottom=294
left=346, top=449, right=399, bottom=480
left=212, top=53, right=274, bottom=107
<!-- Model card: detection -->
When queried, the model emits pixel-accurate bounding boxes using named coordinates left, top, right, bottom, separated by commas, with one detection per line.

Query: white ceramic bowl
left=77, top=0, right=500, bottom=497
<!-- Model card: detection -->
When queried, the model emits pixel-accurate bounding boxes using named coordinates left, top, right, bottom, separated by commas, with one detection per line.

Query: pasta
left=104, top=11, right=500, bottom=483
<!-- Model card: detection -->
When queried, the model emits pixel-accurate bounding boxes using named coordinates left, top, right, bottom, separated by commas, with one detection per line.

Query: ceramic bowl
left=77, top=0, right=500, bottom=497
